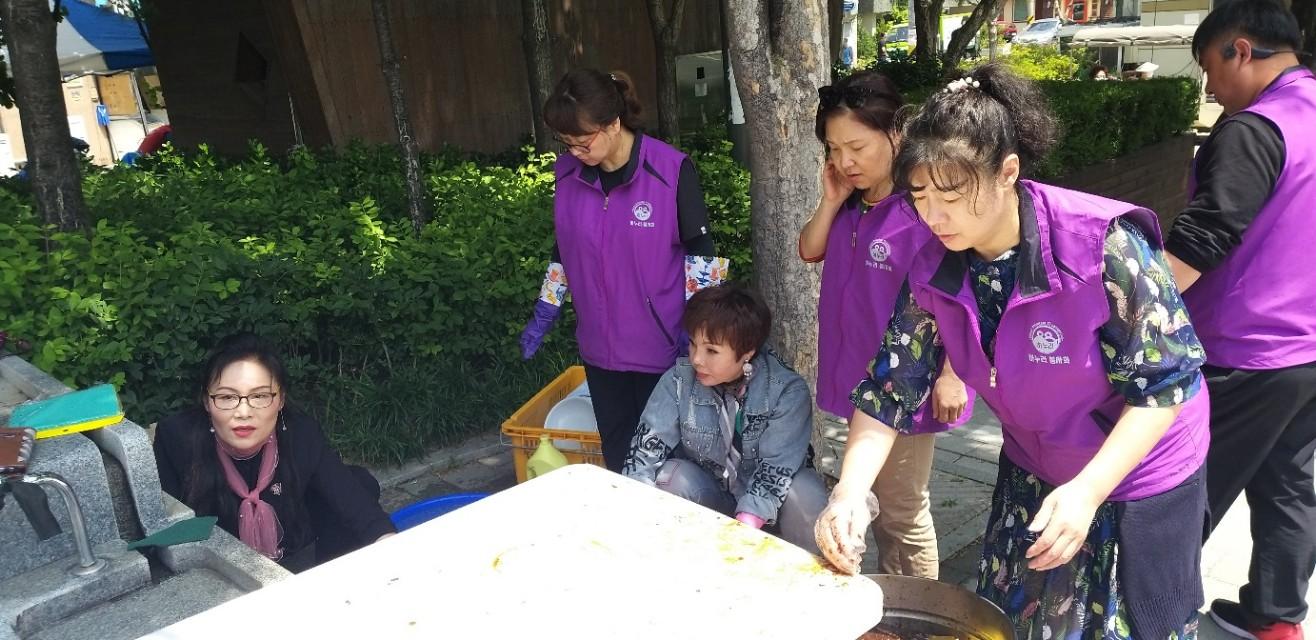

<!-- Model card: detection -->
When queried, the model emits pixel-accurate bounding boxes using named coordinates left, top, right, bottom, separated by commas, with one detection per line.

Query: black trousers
left=1202, top=360, right=1316, bottom=624
left=583, top=364, right=663, bottom=472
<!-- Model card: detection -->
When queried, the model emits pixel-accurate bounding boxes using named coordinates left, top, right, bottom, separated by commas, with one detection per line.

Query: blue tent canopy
left=56, top=0, right=154, bottom=76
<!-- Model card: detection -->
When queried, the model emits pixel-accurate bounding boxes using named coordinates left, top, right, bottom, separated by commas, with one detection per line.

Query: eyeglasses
left=554, top=129, right=602, bottom=154
left=209, top=391, right=279, bottom=410
left=818, top=85, right=880, bottom=110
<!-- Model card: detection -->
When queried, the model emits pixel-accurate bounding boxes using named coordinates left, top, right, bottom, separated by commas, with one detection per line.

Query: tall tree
left=646, top=0, right=686, bottom=142
left=1, top=0, right=88, bottom=231
left=370, top=0, right=427, bottom=234
left=722, top=0, right=828, bottom=446
left=942, top=0, right=1005, bottom=67
left=828, top=0, right=844, bottom=62
left=912, top=0, right=943, bottom=64
left=521, top=0, right=554, bottom=152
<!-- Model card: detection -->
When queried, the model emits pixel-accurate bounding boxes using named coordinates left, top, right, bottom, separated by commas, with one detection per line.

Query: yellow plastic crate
left=500, top=366, right=604, bottom=483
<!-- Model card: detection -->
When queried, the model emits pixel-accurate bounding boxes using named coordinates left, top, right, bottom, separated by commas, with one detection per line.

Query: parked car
left=994, top=19, right=1019, bottom=42
left=1056, top=21, right=1093, bottom=45
left=1058, top=16, right=1138, bottom=45
left=882, top=23, right=915, bottom=56
left=1015, top=18, right=1064, bottom=45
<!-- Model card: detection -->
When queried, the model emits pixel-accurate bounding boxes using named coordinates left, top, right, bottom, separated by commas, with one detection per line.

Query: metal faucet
left=9, top=472, right=107, bottom=576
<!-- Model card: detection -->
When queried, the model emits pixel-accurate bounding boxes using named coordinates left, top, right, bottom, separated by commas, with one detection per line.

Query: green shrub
left=1, top=140, right=751, bottom=464
left=834, top=57, right=946, bottom=92
left=1034, top=77, right=1200, bottom=178
left=857, top=30, right=879, bottom=60
left=989, top=45, right=1090, bottom=80
left=689, top=140, right=751, bottom=279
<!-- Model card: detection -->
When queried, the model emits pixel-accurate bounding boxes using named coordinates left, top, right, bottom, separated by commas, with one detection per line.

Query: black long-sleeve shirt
left=153, top=407, right=395, bottom=566
left=1165, top=70, right=1299, bottom=272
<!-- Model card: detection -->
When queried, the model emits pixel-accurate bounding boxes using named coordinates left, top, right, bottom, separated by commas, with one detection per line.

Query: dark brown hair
left=197, top=332, right=290, bottom=404
left=543, top=69, right=645, bottom=136
left=815, top=70, right=905, bottom=144
left=682, top=283, right=772, bottom=359
left=893, top=64, right=1057, bottom=197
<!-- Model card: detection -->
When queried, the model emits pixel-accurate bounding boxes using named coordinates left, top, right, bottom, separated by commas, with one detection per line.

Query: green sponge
left=10, top=384, right=124, bottom=440
left=127, top=516, right=217, bottom=550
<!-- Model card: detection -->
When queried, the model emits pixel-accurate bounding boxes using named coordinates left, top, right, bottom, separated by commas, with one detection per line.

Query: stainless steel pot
left=863, top=574, right=1017, bottom=640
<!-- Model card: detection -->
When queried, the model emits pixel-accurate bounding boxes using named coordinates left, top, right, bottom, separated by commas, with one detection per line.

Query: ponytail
left=893, top=63, right=1057, bottom=194
left=543, top=68, right=646, bottom=135
left=608, top=70, right=645, bottom=132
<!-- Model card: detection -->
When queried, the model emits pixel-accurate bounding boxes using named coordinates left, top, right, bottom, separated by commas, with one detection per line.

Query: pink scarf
left=215, top=434, right=284, bottom=560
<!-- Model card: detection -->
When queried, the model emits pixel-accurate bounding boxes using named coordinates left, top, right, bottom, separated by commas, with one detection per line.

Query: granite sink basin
left=1, top=522, right=287, bottom=640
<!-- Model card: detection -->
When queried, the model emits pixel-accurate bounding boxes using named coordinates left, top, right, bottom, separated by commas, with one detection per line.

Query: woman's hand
left=821, top=160, right=854, bottom=207
left=814, top=487, right=881, bottom=575
left=1024, top=479, right=1103, bottom=571
left=799, top=162, right=853, bottom=261
left=1023, top=404, right=1181, bottom=571
left=931, top=373, right=968, bottom=424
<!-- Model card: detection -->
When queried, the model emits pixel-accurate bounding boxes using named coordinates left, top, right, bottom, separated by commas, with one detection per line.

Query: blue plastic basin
left=390, top=493, right=488, bottom=531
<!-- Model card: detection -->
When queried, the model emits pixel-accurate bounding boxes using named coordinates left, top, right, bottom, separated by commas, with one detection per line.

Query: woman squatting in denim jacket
left=623, top=284, right=827, bottom=553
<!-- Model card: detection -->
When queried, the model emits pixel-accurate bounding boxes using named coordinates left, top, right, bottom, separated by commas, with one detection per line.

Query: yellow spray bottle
left=526, top=434, right=569, bottom=480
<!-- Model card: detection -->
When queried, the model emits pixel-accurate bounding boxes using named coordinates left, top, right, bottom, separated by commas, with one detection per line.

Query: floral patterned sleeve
left=1100, top=217, right=1207, bottom=408
left=850, top=280, right=943, bottom=433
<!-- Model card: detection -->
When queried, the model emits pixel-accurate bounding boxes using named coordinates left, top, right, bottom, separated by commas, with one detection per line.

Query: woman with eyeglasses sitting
left=153, top=333, right=395, bottom=572
left=518, top=68, right=729, bottom=473
left=798, top=70, right=971, bottom=578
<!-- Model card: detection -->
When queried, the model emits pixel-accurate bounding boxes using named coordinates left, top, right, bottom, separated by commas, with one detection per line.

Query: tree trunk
left=829, top=0, right=844, bottom=63
left=646, top=0, right=686, bottom=143
left=722, top=0, right=830, bottom=468
left=942, top=0, right=1005, bottom=68
left=2, top=0, right=88, bottom=231
left=913, top=0, right=943, bottom=64
left=370, top=0, right=427, bottom=234
left=521, top=0, right=555, bottom=151
left=1292, top=0, right=1316, bottom=66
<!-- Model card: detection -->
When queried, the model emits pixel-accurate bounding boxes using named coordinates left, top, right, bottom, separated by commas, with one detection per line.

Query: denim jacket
left=622, top=350, right=813, bottom=523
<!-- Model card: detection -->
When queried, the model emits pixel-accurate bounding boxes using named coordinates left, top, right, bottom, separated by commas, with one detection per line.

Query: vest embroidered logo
left=869, top=238, right=891, bottom=263
left=630, top=200, right=656, bottom=228
left=865, top=238, right=894, bottom=271
left=1029, top=322, right=1064, bottom=355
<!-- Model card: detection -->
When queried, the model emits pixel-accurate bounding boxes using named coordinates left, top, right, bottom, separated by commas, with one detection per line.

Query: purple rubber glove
left=520, top=299, right=562, bottom=360
left=735, top=512, right=766, bottom=529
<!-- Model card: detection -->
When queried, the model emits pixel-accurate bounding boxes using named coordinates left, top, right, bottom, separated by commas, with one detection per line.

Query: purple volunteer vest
left=816, top=193, right=974, bottom=431
left=554, top=134, right=688, bottom=374
left=908, top=181, right=1209, bottom=501
left=1182, top=67, right=1316, bottom=369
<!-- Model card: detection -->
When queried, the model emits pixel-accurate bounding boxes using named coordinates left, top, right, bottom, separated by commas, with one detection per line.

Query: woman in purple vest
left=798, top=70, right=970, bottom=579
left=815, top=65, right=1211, bottom=640
left=519, top=69, right=728, bottom=471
